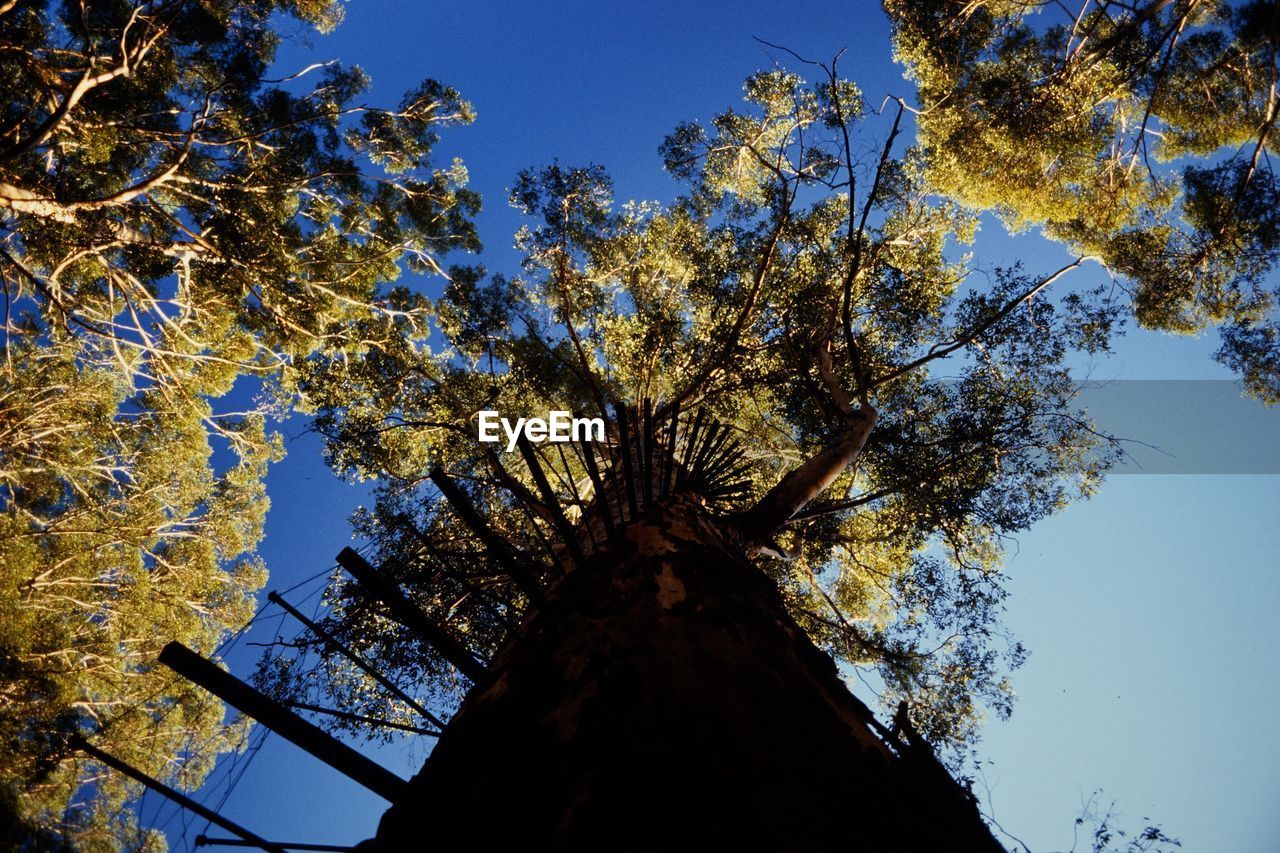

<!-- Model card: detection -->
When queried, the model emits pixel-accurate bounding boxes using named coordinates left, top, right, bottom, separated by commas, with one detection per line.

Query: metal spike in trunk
left=157, top=641, right=410, bottom=804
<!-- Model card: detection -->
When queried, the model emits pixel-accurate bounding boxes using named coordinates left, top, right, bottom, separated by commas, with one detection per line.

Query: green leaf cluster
left=886, top=0, right=1280, bottom=402
left=0, top=0, right=476, bottom=845
left=291, top=68, right=1124, bottom=763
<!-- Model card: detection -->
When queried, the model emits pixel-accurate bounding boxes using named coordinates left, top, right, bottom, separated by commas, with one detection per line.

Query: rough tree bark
left=357, top=407, right=1003, bottom=850
left=355, top=409, right=1003, bottom=845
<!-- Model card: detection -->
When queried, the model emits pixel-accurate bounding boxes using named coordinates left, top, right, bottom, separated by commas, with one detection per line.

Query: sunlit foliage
left=0, top=0, right=475, bottom=845
left=285, top=68, right=1124, bottom=766
left=885, top=0, right=1280, bottom=402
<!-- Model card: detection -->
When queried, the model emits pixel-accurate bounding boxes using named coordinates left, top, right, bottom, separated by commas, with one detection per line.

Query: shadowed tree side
left=358, top=408, right=1003, bottom=850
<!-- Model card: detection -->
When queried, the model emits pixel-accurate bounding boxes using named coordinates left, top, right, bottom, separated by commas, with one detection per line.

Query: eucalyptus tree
left=272, top=66, right=1124, bottom=846
left=0, top=0, right=476, bottom=845
left=885, top=0, right=1280, bottom=402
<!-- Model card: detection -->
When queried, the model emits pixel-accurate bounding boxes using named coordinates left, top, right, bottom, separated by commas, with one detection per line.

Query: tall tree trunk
left=358, top=494, right=1002, bottom=851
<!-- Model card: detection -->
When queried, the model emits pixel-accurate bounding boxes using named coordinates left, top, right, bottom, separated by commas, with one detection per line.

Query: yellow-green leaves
left=0, top=0, right=478, bottom=844
left=886, top=0, right=1280, bottom=402
left=303, top=66, right=1124, bottom=763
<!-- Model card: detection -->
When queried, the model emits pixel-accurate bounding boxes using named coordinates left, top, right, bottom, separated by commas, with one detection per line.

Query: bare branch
left=870, top=257, right=1093, bottom=390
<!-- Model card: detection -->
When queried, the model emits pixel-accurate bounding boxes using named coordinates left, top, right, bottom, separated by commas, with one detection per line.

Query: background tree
left=884, top=0, right=1280, bottom=402
left=0, top=0, right=476, bottom=845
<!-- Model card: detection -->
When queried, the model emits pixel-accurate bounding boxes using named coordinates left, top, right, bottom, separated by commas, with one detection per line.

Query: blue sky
left=139, top=2, right=1280, bottom=850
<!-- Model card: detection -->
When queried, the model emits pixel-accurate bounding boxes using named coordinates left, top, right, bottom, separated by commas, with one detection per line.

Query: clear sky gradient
left=139, top=3, right=1280, bottom=851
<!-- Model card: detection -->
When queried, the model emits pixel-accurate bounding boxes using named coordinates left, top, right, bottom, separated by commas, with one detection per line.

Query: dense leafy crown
left=278, top=64, right=1125, bottom=777
left=9, top=2, right=1263, bottom=847
left=0, top=0, right=475, bottom=846
left=885, top=0, right=1280, bottom=402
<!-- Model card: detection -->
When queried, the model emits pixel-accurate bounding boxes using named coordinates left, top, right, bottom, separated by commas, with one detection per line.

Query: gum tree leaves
left=299, top=70, right=1122, bottom=761
left=0, top=0, right=475, bottom=845
left=885, top=0, right=1280, bottom=402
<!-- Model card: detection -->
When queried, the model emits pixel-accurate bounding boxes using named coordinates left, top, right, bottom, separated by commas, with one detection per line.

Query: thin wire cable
left=93, top=560, right=342, bottom=849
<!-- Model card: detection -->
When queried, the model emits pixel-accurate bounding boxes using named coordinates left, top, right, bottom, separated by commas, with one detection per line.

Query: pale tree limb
left=0, top=7, right=169, bottom=162
left=736, top=403, right=877, bottom=543
left=0, top=116, right=200, bottom=220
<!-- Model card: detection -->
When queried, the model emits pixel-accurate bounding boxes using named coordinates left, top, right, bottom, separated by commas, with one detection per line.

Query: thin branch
left=870, top=257, right=1094, bottom=390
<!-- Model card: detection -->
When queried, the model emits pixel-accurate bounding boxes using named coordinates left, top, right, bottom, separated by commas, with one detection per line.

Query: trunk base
left=360, top=497, right=1001, bottom=851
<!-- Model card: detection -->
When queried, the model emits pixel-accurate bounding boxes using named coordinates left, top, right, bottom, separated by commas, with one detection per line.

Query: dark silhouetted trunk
left=359, top=494, right=1002, bottom=851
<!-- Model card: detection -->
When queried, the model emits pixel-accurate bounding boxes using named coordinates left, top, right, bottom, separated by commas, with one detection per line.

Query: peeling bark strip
left=354, top=405, right=999, bottom=850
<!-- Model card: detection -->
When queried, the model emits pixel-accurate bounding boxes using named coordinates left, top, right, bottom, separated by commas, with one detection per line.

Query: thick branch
left=0, top=123, right=196, bottom=221
left=736, top=403, right=877, bottom=541
left=1, top=15, right=169, bottom=162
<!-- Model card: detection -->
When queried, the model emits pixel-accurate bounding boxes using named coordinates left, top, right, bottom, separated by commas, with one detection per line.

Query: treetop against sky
left=0, top=0, right=1276, bottom=850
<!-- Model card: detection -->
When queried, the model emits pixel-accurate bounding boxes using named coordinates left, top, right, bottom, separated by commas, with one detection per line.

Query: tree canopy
left=0, top=0, right=475, bottom=845
left=884, top=0, right=1280, bottom=402
left=277, top=66, right=1124, bottom=771
left=4, top=1, right=1271, bottom=848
